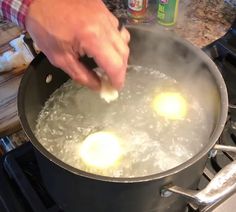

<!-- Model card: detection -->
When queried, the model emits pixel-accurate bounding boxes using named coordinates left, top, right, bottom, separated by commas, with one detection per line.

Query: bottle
left=127, top=0, right=148, bottom=22
left=127, top=0, right=156, bottom=24
left=157, top=0, right=179, bottom=26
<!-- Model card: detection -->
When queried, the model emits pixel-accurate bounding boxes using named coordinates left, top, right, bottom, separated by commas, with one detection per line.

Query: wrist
left=0, top=0, right=33, bottom=28
left=20, top=0, right=34, bottom=29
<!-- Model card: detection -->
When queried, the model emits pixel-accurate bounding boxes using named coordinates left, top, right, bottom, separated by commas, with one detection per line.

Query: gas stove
left=1, top=22, right=236, bottom=212
left=195, top=19, right=236, bottom=212
left=0, top=142, right=62, bottom=212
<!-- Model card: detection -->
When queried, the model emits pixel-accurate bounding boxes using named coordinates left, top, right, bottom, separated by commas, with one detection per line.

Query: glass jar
left=127, top=0, right=157, bottom=24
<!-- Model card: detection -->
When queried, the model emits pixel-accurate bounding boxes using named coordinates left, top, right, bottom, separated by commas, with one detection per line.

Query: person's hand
left=25, top=0, right=130, bottom=90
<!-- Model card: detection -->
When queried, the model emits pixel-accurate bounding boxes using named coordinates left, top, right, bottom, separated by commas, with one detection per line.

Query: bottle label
left=160, top=0, right=169, bottom=3
left=157, top=0, right=179, bottom=26
left=128, top=0, right=145, bottom=12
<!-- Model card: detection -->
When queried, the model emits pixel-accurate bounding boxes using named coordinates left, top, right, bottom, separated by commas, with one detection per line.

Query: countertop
left=104, top=0, right=236, bottom=47
left=1, top=0, right=235, bottom=48
left=0, top=0, right=235, bottom=146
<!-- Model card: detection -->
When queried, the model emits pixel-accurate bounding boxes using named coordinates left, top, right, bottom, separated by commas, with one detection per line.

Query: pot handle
left=213, top=144, right=236, bottom=153
left=161, top=159, right=236, bottom=205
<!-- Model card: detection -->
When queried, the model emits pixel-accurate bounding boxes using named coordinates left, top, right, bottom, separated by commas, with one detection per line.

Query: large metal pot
left=18, top=26, right=234, bottom=212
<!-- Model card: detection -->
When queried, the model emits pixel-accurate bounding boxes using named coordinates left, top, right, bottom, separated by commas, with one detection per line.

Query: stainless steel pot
left=18, top=26, right=233, bottom=212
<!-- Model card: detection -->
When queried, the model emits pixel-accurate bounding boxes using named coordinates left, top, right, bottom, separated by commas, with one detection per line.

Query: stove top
left=0, top=142, right=62, bottom=212
left=1, top=135, right=235, bottom=212
left=1, top=20, right=236, bottom=212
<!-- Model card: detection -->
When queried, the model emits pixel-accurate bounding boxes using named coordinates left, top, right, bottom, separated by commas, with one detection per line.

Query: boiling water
left=35, top=66, right=212, bottom=178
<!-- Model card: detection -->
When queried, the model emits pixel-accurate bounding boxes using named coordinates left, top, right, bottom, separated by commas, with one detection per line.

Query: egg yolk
left=79, top=131, right=122, bottom=169
left=152, top=92, right=187, bottom=120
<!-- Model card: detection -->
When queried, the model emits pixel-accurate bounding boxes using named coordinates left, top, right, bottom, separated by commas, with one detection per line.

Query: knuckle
left=73, top=73, right=89, bottom=85
left=113, top=17, right=119, bottom=28
left=48, top=56, right=60, bottom=67
left=54, top=58, right=65, bottom=69
left=125, top=45, right=130, bottom=58
left=125, top=30, right=131, bottom=42
left=83, top=24, right=101, bottom=39
left=113, top=56, right=124, bottom=70
left=122, top=28, right=130, bottom=43
left=122, top=44, right=130, bottom=57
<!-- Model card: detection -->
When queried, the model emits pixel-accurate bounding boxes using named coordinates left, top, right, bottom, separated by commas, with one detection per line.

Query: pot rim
left=17, top=27, right=228, bottom=183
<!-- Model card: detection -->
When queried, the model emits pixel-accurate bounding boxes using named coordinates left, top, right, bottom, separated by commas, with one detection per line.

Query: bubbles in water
left=35, top=65, right=212, bottom=178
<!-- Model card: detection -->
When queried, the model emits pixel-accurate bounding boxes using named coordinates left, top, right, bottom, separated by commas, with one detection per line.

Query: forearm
left=0, top=0, right=32, bottom=28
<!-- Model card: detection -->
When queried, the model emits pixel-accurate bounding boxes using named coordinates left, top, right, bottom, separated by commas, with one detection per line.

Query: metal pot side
left=17, top=26, right=228, bottom=212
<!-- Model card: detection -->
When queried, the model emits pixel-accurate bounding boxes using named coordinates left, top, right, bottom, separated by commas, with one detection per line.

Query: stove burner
left=0, top=142, right=62, bottom=212
left=0, top=135, right=235, bottom=212
left=230, top=133, right=236, bottom=144
left=0, top=142, right=212, bottom=212
left=203, top=19, right=236, bottom=104
left=219, top=122, right=236, bottom=156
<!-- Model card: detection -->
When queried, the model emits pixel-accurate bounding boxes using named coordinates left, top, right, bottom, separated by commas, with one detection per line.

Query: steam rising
left=129, top=25, right=219, bottom=132
left=34, top=28, right=220, bottom=178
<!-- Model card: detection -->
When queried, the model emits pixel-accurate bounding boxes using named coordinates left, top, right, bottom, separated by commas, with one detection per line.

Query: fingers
left=49, top=53, right=101, bottom=90
left=105, top=16, right=130, bottom=89
left=46, top=12, right=129, bottom=91
left=84, top=39, right=127, bottom=90
left=120, top=27, right=130, bottom=44
left=66, top=54, right=101, bottom=90
left=108, top=13, right=119, bottom=29
left=108, top=14, right=130, bottom=44
left=102, top=28, right=130, bottom=89
left=109, top=28, right=129, bottom=58
left=107, top=14, right=130, bottom=64
left=81, top=23, right=130, bottom=90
